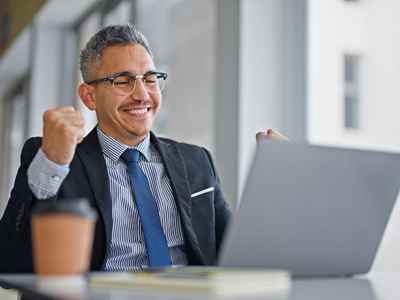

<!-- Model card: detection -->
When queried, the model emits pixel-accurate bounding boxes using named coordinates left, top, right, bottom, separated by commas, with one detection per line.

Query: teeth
left=127, top=108, right=148, bottom=115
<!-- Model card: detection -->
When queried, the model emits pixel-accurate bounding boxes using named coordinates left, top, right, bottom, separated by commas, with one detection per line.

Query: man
left=0, top=24, right=284, bottom=273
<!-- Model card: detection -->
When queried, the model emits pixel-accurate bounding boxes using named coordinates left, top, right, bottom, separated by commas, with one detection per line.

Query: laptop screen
left=218, top=141, right=400, bottom=276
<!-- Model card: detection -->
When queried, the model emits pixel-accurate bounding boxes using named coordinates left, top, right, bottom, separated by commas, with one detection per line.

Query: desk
left=0, top=271, right=398, bottom=300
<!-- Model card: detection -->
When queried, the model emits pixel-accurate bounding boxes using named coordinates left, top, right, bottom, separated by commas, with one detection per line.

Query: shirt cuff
left=27, top=148, right=70, bottom=199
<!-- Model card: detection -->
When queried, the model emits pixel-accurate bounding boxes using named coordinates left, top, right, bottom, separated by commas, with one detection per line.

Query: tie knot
left=121, top=148, right=140, bottom=165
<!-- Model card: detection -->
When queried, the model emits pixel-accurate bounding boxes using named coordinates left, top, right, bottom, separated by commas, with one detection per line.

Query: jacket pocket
left=191, top=188, right=214, bottom=206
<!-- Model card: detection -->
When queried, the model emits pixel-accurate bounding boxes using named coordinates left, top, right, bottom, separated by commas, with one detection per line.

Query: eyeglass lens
left=113, top=74, right=165, bottom=95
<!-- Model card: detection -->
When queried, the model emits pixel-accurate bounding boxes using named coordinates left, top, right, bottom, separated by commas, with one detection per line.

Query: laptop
left=218, top=140, right=400, bottom=276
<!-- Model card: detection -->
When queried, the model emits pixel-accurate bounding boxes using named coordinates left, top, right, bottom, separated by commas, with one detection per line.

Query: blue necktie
left=121, top=148, right=171, bottom=267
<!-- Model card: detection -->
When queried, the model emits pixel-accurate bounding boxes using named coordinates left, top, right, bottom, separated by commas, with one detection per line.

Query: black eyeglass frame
left=87, top=71, right=168, bottom=95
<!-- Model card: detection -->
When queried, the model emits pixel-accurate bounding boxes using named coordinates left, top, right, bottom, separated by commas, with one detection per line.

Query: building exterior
left=309, top=0, right=400, bottom=152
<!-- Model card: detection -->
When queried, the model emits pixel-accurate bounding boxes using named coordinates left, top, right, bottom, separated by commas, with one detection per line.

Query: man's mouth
left=125, top=108, right=150, bottom=115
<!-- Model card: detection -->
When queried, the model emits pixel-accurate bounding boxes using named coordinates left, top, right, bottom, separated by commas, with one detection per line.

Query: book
left=90, top=266, right=291, bottom=296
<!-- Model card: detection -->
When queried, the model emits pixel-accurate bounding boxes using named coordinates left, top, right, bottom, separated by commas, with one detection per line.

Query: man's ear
left=78, top=83, right=96, bottom=111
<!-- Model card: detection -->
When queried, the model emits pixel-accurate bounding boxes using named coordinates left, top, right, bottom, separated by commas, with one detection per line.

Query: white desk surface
left=0, top=271, right=399, bottom=300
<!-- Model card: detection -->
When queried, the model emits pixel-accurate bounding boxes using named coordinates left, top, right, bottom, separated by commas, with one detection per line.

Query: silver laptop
left=218, top=140, right=400, bottom=277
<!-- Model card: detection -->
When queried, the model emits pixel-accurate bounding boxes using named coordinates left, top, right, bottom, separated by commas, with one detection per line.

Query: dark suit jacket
left=0, top=127, right=231, bottom=273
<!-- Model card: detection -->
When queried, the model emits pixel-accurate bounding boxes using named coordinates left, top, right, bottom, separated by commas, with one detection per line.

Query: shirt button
left=52, top=175, right=60, bottom=182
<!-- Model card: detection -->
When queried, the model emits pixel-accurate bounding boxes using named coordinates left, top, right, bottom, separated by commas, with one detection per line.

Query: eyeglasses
left=87, top=72, right=167, bottom=95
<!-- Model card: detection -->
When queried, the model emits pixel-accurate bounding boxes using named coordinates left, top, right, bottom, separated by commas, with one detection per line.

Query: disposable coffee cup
left=31, top=198, right=98, bottom=275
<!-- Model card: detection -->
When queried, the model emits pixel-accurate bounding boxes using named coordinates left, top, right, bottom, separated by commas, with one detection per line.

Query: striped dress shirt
left=27, top=127, right=188, bottom=271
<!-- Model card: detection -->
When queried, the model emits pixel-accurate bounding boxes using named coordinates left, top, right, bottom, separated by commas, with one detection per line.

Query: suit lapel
left=76, top=127, right=112, bottom=267
left=150, top=132, right=204, bottom=264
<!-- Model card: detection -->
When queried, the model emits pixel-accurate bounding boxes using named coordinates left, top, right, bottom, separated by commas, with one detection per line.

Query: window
left=344, top=55, right=360, bottom=129
left=1, top=81, right=28, bottom=215
left=74, top=0, right=134, bottom=135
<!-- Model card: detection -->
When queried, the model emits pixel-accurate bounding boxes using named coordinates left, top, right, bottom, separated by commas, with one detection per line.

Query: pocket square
left=191, top=187, right=215, bottom=198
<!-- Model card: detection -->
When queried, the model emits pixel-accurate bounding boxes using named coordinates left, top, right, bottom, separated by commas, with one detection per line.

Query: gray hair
left=79, top=23, right=153, bottom=83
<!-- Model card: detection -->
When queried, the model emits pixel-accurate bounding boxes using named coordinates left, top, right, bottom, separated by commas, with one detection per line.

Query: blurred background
left=0, top=0, right=400, bottom=273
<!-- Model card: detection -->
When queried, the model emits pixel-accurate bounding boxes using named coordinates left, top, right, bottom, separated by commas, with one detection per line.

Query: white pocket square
left=191, top=187, right=215, bottom=198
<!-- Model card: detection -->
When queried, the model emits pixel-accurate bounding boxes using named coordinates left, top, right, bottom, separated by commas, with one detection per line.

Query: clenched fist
left=41, top=106, right=86, bottom=165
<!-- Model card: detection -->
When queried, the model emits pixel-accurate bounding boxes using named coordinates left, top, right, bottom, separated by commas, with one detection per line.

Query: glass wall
left=75, top=0, right=134, bottom=135
left=133, top=0, right=217, bottom=150
left=1, top=0, right=400, bottom=271
left=0, top=80, right=28, bottom=215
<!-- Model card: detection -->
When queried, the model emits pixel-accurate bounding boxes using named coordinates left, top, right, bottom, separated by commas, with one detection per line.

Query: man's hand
left=256, top=129, right=291, bottom=143
left=41, top=106, right=85, bottom=165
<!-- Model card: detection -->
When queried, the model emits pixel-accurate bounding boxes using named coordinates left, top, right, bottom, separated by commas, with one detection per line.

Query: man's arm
left=0, top=106, right=86, bottom=273
left=27, top=106, right=86, bottom=199
left=0, top=137, right=42, bottom=272
left=27, top=148, right=70, bottom=199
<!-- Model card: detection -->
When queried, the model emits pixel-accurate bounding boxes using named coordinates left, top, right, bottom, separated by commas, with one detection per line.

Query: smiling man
left=0, top=23, right=233, bottom=273
left=0, top=24, right=287, bottom=273
left=81, top=44, right=162, bottom=146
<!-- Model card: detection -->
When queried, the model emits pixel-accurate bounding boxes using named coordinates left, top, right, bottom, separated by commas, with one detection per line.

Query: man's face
left=88, top=44, right=161, bottom=146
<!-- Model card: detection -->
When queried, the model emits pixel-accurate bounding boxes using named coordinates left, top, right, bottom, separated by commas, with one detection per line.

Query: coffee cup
left=31, top=198, right=98, bottom=275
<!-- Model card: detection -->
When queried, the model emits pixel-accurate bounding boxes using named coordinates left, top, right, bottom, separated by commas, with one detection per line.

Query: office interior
left=0, top=0, right=400, bottom=290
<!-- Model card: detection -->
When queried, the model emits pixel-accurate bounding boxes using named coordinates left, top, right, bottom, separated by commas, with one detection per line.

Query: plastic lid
left=31, top=198, right=98, bottom=222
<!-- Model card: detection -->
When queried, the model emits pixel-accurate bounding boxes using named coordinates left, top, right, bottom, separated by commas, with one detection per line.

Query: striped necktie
left=121, top=148, right=171, bottom=267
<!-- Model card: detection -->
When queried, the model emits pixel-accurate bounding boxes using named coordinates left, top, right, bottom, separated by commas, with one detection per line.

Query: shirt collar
left=97, top=127, right=151, bottom=163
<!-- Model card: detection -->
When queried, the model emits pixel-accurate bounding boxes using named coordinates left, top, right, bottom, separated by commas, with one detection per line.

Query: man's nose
left=131, top=78, right=149, bottom=100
